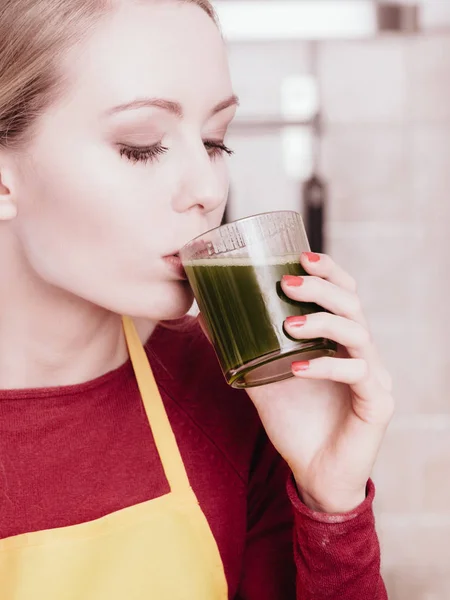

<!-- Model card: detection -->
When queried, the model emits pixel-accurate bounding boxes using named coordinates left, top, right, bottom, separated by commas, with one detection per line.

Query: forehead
left=60, top=2, right=231, bottom=114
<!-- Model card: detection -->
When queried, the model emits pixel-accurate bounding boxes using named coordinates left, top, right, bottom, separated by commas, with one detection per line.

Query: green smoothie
left=184, top=254, right=337, bottom=387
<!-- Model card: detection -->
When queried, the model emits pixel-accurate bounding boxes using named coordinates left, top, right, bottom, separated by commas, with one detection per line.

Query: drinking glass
left=180, top=211, right=337, bottom=388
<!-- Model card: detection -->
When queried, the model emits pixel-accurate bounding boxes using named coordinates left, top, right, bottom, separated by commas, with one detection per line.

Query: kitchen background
left=213, top=0, right=450, bottom=598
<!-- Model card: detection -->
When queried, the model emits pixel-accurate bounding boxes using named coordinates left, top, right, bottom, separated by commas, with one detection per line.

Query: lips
left=163, top=234, right=211, bottom=266
left=162, top=252, right=187, bottom=280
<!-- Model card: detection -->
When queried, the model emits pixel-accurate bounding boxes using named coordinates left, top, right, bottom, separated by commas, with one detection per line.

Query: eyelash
left=119, top=141, right=234, bottom=165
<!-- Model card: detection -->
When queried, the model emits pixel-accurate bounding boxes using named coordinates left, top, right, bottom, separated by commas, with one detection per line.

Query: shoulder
left=146, top=316, right=263, bottom=479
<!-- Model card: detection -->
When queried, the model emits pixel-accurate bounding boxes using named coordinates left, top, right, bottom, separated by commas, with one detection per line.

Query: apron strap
left=122, top=315, right=192, bottom=495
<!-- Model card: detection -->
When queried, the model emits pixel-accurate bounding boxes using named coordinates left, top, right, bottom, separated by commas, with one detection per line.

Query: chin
left=164, top=294, right=195, bottom=320
left=130, top=280, right=195, bottom=321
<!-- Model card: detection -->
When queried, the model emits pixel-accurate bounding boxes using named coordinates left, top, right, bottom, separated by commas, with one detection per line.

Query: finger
left=292, top=356, right=369, bottom=385
left=351, top=385, right=395, bottom=425
left=378, top=367, right=393, bottom=394
left=281, top=275, right=365, bottom=324
left=292, top=357, right=394, bottom=424
left=284, top=312, right=370, bottom=358
left=285, top=312, right=392, bottom=391
left=300, top=252, right=357, bottom=293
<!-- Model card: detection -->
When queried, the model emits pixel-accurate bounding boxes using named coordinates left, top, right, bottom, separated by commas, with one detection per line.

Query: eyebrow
left=106, top=94, right=240, bottom=118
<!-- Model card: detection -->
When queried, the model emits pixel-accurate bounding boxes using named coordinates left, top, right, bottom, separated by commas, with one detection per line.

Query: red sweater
left=0, top=320, right=386, bottom=599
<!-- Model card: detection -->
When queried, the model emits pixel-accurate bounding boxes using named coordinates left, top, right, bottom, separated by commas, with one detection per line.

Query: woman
left=0, top=0, right=394, bottom=598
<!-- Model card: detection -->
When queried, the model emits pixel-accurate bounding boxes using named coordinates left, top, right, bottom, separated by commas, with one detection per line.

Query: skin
left=0, top=1, right=393, bottom=514
left=247, top=253, right=394, bottom=513
left=0, top=2, right=235, bottom=387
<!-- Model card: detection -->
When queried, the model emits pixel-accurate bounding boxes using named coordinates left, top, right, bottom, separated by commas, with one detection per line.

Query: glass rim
left=180, top=210, right=302, bottom=252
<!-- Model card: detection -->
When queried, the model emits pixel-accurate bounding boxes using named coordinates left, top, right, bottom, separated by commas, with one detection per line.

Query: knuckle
left=326, top=357, right=341, bottom=379
left=354, top=324, right=371, bottom=347
left=305, top=275, right=322, bottom=297
left=327, top=358, right=339, bottom=380
left=349, top=294, right=362, bottom=317
left=380, top=392, right=395, bottom=422
left=347, top=276, right=358, bottom=293
left=319, top=312, right=334, bottom=336
left=321, top=254, right=334, bottom=271
left=310, top=275, right=322, bottom=287
left=381, top=369, right=394, bottom=393
left=358, top=359, right=370, bottom=380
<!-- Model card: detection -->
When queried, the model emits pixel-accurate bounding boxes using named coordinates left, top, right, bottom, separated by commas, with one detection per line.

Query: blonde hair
left=0, top=0, right=217, bottom=150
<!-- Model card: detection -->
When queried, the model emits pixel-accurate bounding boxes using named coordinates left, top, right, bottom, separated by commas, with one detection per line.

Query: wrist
left=295, top=481, right=367, bottom=514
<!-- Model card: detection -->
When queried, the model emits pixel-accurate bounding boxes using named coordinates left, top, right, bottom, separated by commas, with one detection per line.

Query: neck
left=0, top=235, right=155, bottom=391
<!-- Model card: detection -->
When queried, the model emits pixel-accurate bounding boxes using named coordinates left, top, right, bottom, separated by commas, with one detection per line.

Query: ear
left=0, top=165, right=18, bottom=221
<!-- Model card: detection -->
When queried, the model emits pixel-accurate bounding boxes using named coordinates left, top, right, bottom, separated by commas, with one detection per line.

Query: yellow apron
left=0, top=316, right=228, bottom=600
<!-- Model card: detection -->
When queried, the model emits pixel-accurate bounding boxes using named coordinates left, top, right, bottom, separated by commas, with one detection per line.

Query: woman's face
left=7, top=2, right=237, bottom=319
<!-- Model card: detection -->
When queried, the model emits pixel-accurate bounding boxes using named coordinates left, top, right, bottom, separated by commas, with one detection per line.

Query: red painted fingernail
left=282, top=275, right=304, bottom=287
left=303, top=252, right=321, bottom=263
left=285, top=315, right=307, bottom=327
left=292, top=361, right=310, bottom=372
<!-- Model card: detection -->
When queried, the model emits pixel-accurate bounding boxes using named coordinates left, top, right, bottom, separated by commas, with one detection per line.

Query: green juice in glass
left=184, top=254, right=337, bottom=388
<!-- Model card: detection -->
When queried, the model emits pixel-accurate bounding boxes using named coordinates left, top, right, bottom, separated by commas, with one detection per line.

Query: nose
left=172, top=146, right=227, bottom=215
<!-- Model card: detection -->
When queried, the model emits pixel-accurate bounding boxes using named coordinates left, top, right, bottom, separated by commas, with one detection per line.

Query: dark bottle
left=303, top=173, right=327, bottom=254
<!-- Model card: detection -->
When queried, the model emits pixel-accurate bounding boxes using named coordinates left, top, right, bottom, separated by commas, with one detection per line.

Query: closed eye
left=118, top=140, right=234, bottom=165
left=204, top=140, right=234, bottom=160
left=119, top=143, right=169, bottom=164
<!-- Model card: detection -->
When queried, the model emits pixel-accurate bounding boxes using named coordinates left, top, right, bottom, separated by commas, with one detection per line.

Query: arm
left=237, top=431, right=386, bottom=600
left=241, top=252, right=393, bottom=597
left=288, top=477, right=387, bottom=600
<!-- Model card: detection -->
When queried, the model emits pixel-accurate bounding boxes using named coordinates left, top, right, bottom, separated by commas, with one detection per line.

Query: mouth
left=162, top=251, right=187, bottom=280
left=163, top=249, right=180, bottom=258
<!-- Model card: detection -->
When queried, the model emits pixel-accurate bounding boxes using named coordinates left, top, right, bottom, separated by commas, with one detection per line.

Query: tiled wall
left=319, top=34, right=450, bottom=598
left=227, top=31, right=450, bottom=599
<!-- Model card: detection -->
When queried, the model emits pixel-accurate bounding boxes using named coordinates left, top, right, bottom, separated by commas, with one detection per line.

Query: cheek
left=12, top=138, right=228, bottom=318
left=20, top=144, right=168, bottom=255
left=217, top=159, right=230, bottom=193
left=206, top=168, right=228, bottom=225
left=15, top=146, right=172, bottom=293
left=205, top=160, right=230, bottom=227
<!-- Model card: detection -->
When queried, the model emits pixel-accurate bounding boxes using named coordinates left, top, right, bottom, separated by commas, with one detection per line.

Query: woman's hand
left=245, top=252, right=394, bottom=514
